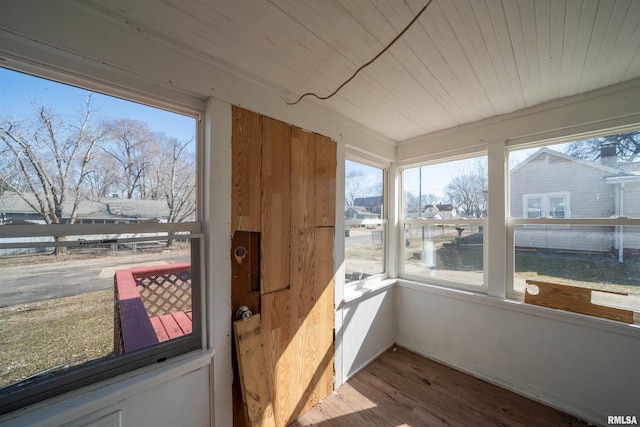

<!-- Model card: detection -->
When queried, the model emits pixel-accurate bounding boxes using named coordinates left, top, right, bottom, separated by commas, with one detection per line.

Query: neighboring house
left=510, top=148, right=640, bottom=255
left=0, top=192, right=170, bottom=225
left=353, top=196, right=383, bottom=215
left=345, top=205, right=379, bottom=221
left=422, top=203, right=458, bottom=219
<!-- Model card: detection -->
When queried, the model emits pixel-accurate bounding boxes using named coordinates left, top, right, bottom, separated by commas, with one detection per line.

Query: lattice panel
left=134, top=270, right=192, bottom=317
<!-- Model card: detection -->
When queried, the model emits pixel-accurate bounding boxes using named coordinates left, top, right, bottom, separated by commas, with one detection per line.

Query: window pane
left=514, top=226, right=640, bottom=312
left=345, top=160, right=385, bottom=281
left=403, top=223, right=484, bottom=286
left=509, top=133, right=640, bottom=219
left=401, top=156, right=487, bottom=287
left=0, top=67, right=198, bottom=400
left=510, top=131, right=640, bottom=313
left=0, top=235, right=193, bottom=389
left=403, top=157, right=488, bottom=219
left=549, top=197, right=565, bottom=218
left=527, top=198, right=542, bottom=218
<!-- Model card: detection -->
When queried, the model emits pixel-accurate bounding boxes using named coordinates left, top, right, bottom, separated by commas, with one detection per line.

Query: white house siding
left=511, top=152, right=619, bottom=252
left=515, top=225, right=614, bottom=253
left=0, top=236, right=54, bottom=256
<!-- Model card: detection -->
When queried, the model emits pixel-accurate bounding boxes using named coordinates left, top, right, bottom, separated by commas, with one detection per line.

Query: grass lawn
left=0, top=290, right=114, bottom=388
left=515, top=249, right=640, bottom=294
left=404, top=235, right=640, bottom=294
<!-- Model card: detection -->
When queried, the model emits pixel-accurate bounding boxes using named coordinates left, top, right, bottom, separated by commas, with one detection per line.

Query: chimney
left=600, top=144, right=617, bottom=166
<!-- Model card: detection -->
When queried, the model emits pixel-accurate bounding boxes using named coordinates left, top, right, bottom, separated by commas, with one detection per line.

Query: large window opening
left=401, top=156, right=487, bottom=289
left=0, top=66, right=202, bottom=414
left=508, top=132, right=640, bottom=315
left=344, top=160, right=386, bottom=282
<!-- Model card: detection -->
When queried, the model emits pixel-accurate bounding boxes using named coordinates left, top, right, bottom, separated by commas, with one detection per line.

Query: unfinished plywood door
left=231, top=107, right=335, bottom=427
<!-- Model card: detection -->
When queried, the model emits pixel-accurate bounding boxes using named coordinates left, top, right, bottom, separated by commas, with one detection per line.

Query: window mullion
left=487, top=141, right=507, bottom=298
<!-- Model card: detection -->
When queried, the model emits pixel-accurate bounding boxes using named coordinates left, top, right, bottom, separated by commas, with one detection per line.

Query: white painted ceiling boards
left=72, top=0, right=640, bottom=142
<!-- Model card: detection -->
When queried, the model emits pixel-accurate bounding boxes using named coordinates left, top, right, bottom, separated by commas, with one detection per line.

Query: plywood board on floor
left=234, top=314, right=276, bottom=427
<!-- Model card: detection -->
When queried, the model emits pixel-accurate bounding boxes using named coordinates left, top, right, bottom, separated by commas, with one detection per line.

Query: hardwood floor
left=290, top=346, right=589, bottom=427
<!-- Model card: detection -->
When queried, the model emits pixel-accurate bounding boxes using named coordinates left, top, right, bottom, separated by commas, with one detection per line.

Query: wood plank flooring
left=291, top=346, right=589, bottom=427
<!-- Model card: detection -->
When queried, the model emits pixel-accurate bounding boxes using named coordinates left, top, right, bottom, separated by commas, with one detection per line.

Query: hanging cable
left=287, top=0, right=434, bottom=106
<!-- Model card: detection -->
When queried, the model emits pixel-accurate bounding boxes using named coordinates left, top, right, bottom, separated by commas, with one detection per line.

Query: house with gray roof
left=422, top=203, right=458, bottom=219
left=353, top=196, right=383, bottom=216
left=0, top=192, right=170, bottom=225
left=345, top=205, right=379, bottom=221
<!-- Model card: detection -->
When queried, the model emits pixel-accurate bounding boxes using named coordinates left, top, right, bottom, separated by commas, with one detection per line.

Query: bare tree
left=0, top=96, right=102, bottom=251
left=345, top=169, right=366, bottom=208
left=84, top=150, right=120, bottom=198
left=444, top=159, right=487, bottom=218
left=101, top=118, right=158, bottom=199
left=159, top=135, right=197, bottom=223
left=567, top=132, right=640, bottom=163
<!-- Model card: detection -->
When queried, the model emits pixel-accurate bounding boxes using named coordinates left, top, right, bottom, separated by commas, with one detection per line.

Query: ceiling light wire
left=287, top=0, right=435, bottom=106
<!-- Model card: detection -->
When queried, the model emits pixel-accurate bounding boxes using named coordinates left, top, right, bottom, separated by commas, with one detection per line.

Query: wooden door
left=231, top=106, right=335, bottom=427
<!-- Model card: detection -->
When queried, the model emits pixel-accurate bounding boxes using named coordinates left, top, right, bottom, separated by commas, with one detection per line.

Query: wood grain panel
left=291, top=127, right=316, bottom=230
left=232, top=106, right=262, bottom=232
left=314, top=134, right=336, bottom=227
left=262, top=226, right=334, bottom=426
left=311, top=226, right=335, bottom=400
left=290, top=228, right=315, bottom=322
left=261, top=289, right=295, bottom=427
left=231, top=231, right=261, bottom=316
left=234, top=314, right=276, bottom=427
left=525, top=280, right=634, bottom=324
left=261, top=117, right=292, bottom=294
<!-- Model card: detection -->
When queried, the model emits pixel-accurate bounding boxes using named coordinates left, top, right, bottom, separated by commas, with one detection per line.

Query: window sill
left=343, top=277, right=396, bottom=304
left=1, top=349, right=214, bottom=426
left=397, top=279, right=640, bottom=339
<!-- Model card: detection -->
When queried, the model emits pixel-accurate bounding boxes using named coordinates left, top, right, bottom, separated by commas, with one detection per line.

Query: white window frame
left=344, top=158, right=389, bottom=286
left=522, top=191, right=570, bottom=220
left=506, top=130, right=640, bottom=300
left=506, top=217, right=640, bottom=299
left=398, top=155, right=488, bottom=292
left=0, top=65, right=204, bottom=416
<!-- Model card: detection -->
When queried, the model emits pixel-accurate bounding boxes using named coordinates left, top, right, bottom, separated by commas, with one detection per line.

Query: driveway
left=0, top=252, right=190, bottom=307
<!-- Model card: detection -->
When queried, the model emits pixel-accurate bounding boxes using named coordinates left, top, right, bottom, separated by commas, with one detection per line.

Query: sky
left=0, top=66, right=196, bottom=142
left=349, top=143, right=573, bottom=202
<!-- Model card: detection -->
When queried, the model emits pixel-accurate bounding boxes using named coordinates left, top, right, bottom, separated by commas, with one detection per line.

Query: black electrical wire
left=287, top=0, right=434, bottom=106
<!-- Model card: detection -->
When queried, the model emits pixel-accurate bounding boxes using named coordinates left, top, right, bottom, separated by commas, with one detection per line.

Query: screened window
left=508, top=133, right=640, bottom=316
left=0, top=67, right=202, bottom=414
left=344, top=160, right=386, bottom=282
left=400, top=156, right=487, bottom=289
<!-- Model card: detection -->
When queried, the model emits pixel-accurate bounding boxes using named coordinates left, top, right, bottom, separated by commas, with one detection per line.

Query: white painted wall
left=341, top=286, right=396, bottom=381
left=0, top=356, right=212, bottom=427
left=395, top=282, right=640, bottom=424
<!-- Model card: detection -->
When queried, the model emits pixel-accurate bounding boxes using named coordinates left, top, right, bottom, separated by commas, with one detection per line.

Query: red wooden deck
left=114, top=263, right=192, bottom=354
left=149, top=310, right=193, bottom=342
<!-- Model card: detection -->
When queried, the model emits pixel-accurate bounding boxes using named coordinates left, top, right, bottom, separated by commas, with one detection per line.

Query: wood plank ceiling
left=82, top=0, right=640, bottom=142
